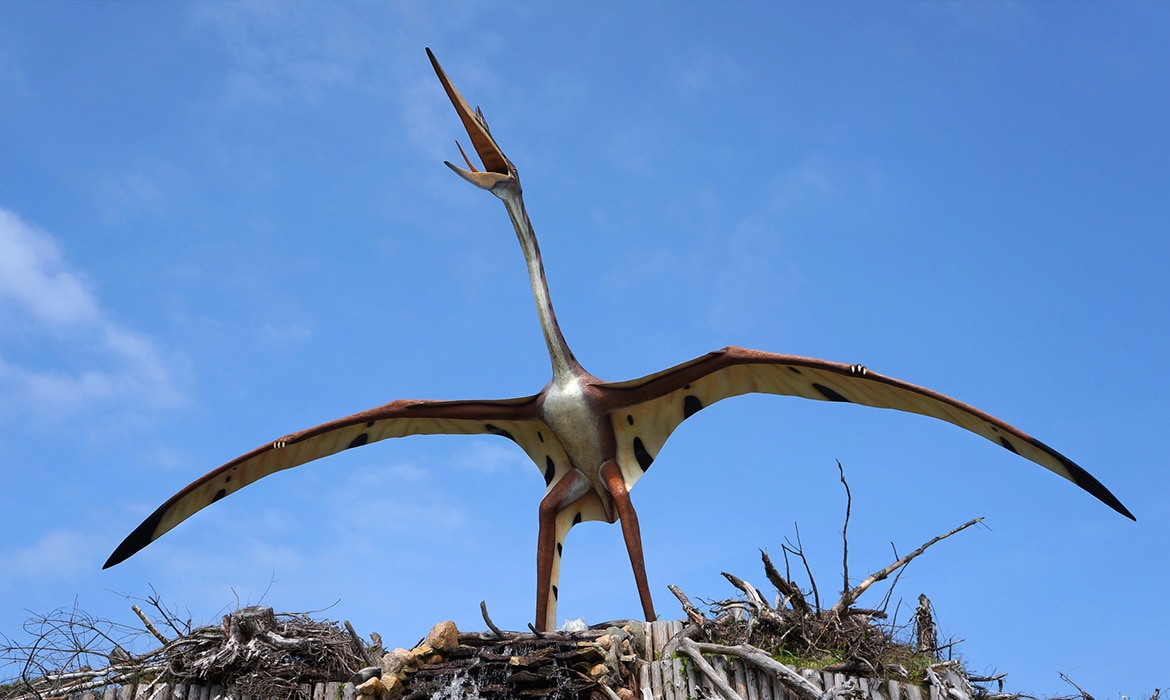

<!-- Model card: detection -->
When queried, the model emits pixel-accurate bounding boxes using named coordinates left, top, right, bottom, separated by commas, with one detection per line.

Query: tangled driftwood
left=1, top=605, right=366, bottom=700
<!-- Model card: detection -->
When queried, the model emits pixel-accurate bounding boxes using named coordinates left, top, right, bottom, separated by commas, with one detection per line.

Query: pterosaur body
left=106, top=50, right=1134, bottom=632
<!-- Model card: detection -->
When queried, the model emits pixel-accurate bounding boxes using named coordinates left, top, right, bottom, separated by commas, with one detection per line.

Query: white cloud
left=0, top=209, right=100, bottom=327
left=0, top=208, right=185, bottom=417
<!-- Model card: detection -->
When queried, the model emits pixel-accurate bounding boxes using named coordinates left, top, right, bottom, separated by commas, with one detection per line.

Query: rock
left=424, top=620, right=459, bottom=652
left=380, top=675, right=404, bottom=700
left=355, top=676, right=382, bottom=699
left=380, top=651, right=410, bottom=679
left=349, top=666, right=382, bottom=684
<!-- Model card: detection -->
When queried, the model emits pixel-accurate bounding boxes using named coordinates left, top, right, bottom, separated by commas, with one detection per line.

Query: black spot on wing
left=556, top=542, right=562, bottom=557
left=211, top=488, right=227, bottom=504
left=812, top=383, right=851, bottom=403
left=999, top=436, right=1019, bottom=454
left=633, top=437, right=654, bottom=471
left=551, top=585, right=558, bottom=599
left=544, top=457, right=556, bottom=487
left=627, top=414, right=634, bottom=425
left=366, top=420, right=375, bottom=428
left=485, top=424, right=515, bottom=442
left=572, top=512, right=582, bottom=526
left=348, top=433, right=369, bottom=449
left=683, top=395, right=703, bottom=419
left=787, top=366, right=801, bottom=374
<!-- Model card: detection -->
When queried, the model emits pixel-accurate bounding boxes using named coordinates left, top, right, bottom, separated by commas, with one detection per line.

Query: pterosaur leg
left=536, top=469, right=590, bottom=632
left=600, top=460, right=657, bottom=623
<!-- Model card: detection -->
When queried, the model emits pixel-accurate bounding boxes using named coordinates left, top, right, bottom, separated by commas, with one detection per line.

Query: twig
left=828, top=517, right=983, bottom=616
left=762, top=550, right=811, bottom=615
left=132, top=604, right=170, bottom=646
left=1058, top=673, right=1096, bottom=700
left=480, top=601, right=506, bottom=639
left=667, top=584, right=707, bottom=627
left=721, top=572, right=771, bottom=612
left=785, top=523, right=821, bottom=611
left=836, top=460, right=851, bottom=598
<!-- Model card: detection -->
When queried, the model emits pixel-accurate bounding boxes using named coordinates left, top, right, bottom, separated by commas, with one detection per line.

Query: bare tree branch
left=828, top=517, right=983, bottom=616
left=836, top=460, right=851, bottom=598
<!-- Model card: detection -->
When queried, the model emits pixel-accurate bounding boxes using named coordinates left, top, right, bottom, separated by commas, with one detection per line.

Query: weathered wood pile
left=3, top=512, right=1011, bottom=699
left=6, top=615, right=997, bottom=700
left=638, top=619, right=985, bottom=700
left=364, top=619, right=640, bottom=699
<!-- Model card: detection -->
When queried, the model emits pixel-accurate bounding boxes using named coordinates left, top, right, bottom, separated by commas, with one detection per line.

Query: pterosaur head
left=426, top=48, right=518, bottom=197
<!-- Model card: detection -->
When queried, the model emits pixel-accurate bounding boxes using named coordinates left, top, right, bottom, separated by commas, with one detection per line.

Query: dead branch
left=836, top=460, right=852, bottom=599
left=1058, top=673, right=1097, bottom=700
left=681, top=638, right=832, bottom=700
left=762, top=550, right=812, bottom=615
left=721, top=572, right=771, bottom=612
left=828, top=517, right=983, bottom=616
left=343, top=620, right=373, bottom=667
left=675, top=638, right=746, bottom=700
left=667, top=584, right=707, bottom=627
left=479, top=601, right=506, bottom=639
left=131, top=604, right=169, bottom=646
left=784, top=523, right=821, bottom=611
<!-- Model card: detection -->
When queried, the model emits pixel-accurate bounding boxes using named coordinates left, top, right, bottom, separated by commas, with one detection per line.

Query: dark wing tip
left=1057, top=452, right=1135, bottom=521
left=1024, top=436, right=1135, bottom=521
left=103, top=506, right=167, bottom=569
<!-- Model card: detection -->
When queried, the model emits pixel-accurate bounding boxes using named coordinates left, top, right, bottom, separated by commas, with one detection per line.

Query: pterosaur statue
left=106, top=49, right=1134, bottom=632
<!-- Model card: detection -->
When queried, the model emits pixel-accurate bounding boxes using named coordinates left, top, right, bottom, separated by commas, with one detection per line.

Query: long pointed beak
left=426, top=48, right=515, bottom=191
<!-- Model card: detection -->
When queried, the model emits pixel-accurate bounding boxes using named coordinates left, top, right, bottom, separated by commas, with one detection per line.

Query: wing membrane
left=103, top=394, right=568, bottom=568
left=603, top=346, right=1133, bottom=520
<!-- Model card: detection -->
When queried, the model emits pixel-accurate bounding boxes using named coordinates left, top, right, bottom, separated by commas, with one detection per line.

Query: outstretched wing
left=601, top=346, right=1133, bottom=520
left=104, top=394, right=573, bottom=568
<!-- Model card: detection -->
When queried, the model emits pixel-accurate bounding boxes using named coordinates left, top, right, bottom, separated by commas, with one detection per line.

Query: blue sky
left=2, top=1, right=1167, bottom=694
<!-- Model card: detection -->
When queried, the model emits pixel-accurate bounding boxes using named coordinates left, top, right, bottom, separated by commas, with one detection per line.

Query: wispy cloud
left=0, top=208, right=185, bottom=418
left=3, top=528, right=105, bottom=580
left=189, top=1, right=376, bottom=108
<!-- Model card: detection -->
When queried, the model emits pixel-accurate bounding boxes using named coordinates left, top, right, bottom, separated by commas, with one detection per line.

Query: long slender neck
left=500, top=192, right=583, bottom=381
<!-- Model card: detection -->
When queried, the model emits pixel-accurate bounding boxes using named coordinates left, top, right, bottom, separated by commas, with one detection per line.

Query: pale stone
left=380, top=651, right=410, bottom=679
left=424, top=620, right=459, bottom=652
left=380, top=676, right=404, bottom=700
left=356, top=677, right=382, bottom=697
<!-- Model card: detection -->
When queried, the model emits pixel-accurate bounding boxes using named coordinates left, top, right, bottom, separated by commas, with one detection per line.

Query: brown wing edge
left=104, top=395, right=543, bottom=569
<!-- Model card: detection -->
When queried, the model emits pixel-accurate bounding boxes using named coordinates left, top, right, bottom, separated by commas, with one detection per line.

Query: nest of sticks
left=1, top=604, right=366, bottom=700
